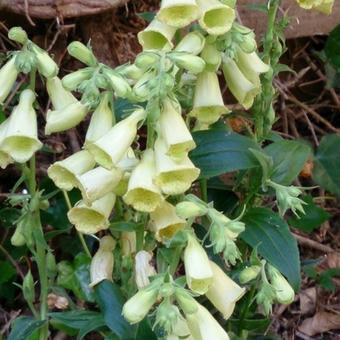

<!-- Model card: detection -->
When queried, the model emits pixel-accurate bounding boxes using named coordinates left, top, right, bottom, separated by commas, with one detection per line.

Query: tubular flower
left=0, top=119, right=13, bottom=169
left=185, top=301, right=230, bottom=340
left=67, top=192, right=116, bottom=234
left=175, top=32, right=206, bottom=56
left=86, top=108, right=146, bottom=169
left=166, top=317, right=194, bottom=340
left=47, top=150, right=96, bottom=191
left=159, top=99, right=196, bottom=159
left=149, top=200, right=186, bottom=242
left=0, top=56, right=18, bottom=104
left=196, top=0, right=235, bottom=35
left=46, top=77, right=77, bottom=110
left=200, top=41, right=222, bottom=72
left=154, top=137, right=200, bottom=195
left=85, top=92, right=113, bottom=146
left=222, top=57, right=259, bottom=109
left=206, top=261, right=245, bottom=320
left=189, top=71, right=229, bottom=125
left=296, top=0, right=334, bottom=14
left=170, top=53, right=206, bottom=74
left=134, top=250, right=157, bottom=289
left=31, top=43, right=59, bottom=78
left=123, top=149, right=163, bottom=212
left=89, top=235, right=116, bottom=287
left=138, top=18, right=176, bottom=51
left=76, top=166, right=123, bottom=204
left=157, top=0, right=200, bottom=28
left=1, top=89, right=42, bottom=163
left=184, top=233, right=213, bottom=294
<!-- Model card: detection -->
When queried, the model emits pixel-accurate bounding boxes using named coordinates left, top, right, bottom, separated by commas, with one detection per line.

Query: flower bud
left=175, top=32, right=206, bottom=56
left=1, top=89, right=42, bottom=163
left=206, top=261, right=245, bottom=320
left=175, top=201, right=207, bottom=219
left=256, top=281, right=276, bottom=315
left=23, top=270, right=35, bottom=304
left=48, top=150, right=95, bottom=191
left=119, top=64, right=144, bottom=80
left=67, top=41, right=97, bottom=66
left=67, top=192, right=116, bottom=234
left=135, top=250, right=157, bottom=289
left=157, top=0, right=200, bottom=28
left=31, top=43, right=58, bottom=78
left=159, top=99, right=195, bottom=160
left=155, top=300, right=181, bottom=336
left=14, top=50, right=37, bottom=74
left=0, top=57, right=18, bottom=104
left=62, top=68, right=93, bottom=91
left=10, top=219, right=26, bottom=246
left=184, top=233, right=213, bottom=294
left=8, top=27, right=28, bottom=44
left=46, top=77, right=77, bottom=110
left=166, top=317, right=193, bottom=340
left=132, top=70, right=155, bottom=101
left=138, top=18, right=176, bottom=51
left=124, top=149, right=163, bottom=212
left=197, top=0, right=235, bottom=35
left=0, top=119, right=13, bottom=169
left=46, top=251, right=57, bottom=279
left=239, top=265, right=261, bottom=284
left=135, top=52, right=160, bottom=70
left=149, top=201, right=186, bottom=242
left=86, top=108, right=146, bottom=169
left=103, top=69, right=131, bottom=98
left=169, top=53, right=206, bottom=74
left=174, top=288, right=198, bottom=314
left=90, top=235, right=116, bottom=287
left=200, top=41, right=222, bottom=72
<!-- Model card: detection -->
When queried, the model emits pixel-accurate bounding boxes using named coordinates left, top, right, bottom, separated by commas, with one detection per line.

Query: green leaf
left=136, top=318, right=157, bottom=340
left=288, top=195, right=330, bottom=233
left=265, top=140, right=312, bottom=185
left=49, top=311, right=102, bottom=329
left=77, top=317, right=106, bottom=340
left=0, top=261, right=16, bottom=284
left=241, top=207, right=301, bottom=291
left=8, top=316, right=46, bottom=340
left=94, top=280, right=135, bottom=339
left=325, top=24, right=340, bottom=70
left=313, top=134, right=340, bottom=196
left=249, top=148, right=273, bottom=185
left=230, top=317, right=271, bottom=332
left=190, top=131, right=260, bottom=178
left=110, top=221, right=143, bottom=232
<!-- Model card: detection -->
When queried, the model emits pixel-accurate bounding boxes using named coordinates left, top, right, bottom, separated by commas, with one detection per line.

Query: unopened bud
left=23, top=270, right=35, bottom=304
left=8, top=27, right=28, bottom=44
left=67, top=41, right=97, bottom=66
left=175, top=288, right=198, bottom=315
left=175, top=201, right=208, bottom=219
left=239, top=265, right=261, bottom=284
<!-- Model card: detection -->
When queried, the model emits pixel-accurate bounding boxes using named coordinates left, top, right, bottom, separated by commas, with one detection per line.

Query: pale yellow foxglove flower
left=222, top=57, right=258, bottom=109
left=76, top=166, right=123, bottom=204
left=134, top=250, right=157, bottom=289
left=67, top=192, right=115, bottom=234
left=296, top=0, right=334, bottom=13
left=159, top=99, right=195, bottom=159
left=166, top=317, right=194, bottom=340
left=117, top=148, right=139, bottom=172
left=31, top=44, right=59, bottom=78
left=190, top=71, right=229, bottom=125
left=206, top=261, right=245, bottom=320
left=200, top=41, right=222, bottom=72
left=157, top=0, right=201, bottom=28
left=196, top=0, right=235, bottom=35
left=184, top=233, right=213, bottom=294
left=89, top=235, right=116, bottom=287
left=0, top=119, right=13, bottom=169
left=186, top=302, right=230, bottom=340
left=121, top=231, right=136, bottom=256
left=154, top=137, right=200, bottom=195
left=1, top=89, right=42, bottom=163
left=47, top=150, right=95, bottom=191
left=85, top=92, right=113, bottom=146
left=149, top=201, right=186, bottom=242
left=123, top=149, right=163, bottom=212
left=138, top=18, right=176, bottom=51
left=175, top=32, right=206, bottom=56
left=0, top=57, right=18, bottom=104
left=46, top=77, right=77, bottom=110
left=87, top=108, right=146, bottom=169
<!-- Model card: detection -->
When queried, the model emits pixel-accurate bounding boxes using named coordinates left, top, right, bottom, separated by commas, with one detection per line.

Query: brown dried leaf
left=298, top=312, right=340, bottom=336
left=299, top=287, right=317, bottom=315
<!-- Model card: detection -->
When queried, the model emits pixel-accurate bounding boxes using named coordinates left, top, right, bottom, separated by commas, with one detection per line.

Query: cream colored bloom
left=121, top=231, right=136, bottom=256
left=76, top=166, right=123, bottom=204
left=89, top=235, right=116, bottom=287
left=86, top=108, right=146, bottom=169
left=196, top=0, right=235, bottom=35
left=190, top=71, right=229, bottom=125
left=0, top=57, right=18, bottom=104
left=67, top=193, right=116, bottom=234
left=166, top=317, right=194, bottom=340
left=1, top=89, right=42, bottom=163
left=175, top=32, right=206, bottom=56
left=184, top=233, right=213, bottom=294
left=123, top=149, right=163, bottom=212
left=206, top=261, right=245, bottom=320
left=138, top=18, right=176, bottom=50
left=135, top=250, right=157, bottom=289
left=154, top=137, right=200, bottom=195
left=0, top=119, right=13, bottom=169
left=62, top=68, right=93, bottom=91
left=47, top=150, right=95, bottom=191
left=46, top=77, right=77, bottom=110
left=186, top=301, right=230, bottom=340
left=85, top=92, right=113, bottom=146
left=159, top=99, right=195, bottom=159
left=31, top=44, right=59, bottom=78
left=157, top=0, right=200, bottom=28
left=149, top=201, right=186, bottom=242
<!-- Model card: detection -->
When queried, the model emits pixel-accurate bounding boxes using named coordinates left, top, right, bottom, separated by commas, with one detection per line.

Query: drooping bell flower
left=189, top=71, right=229, bottom=125
left=30, top=43, right=58, bottom=78
left=0, top=56, right=18, bottom=104
left=149, top=200, right=186, bottom=242
left=123, top=149, right=163, bottom=212
left=138, top=18, right=176, bottom=51
left=0, top=119, right=13, bottom=169
left=196, top=0, right=235, bottom=35
left=67, top=192, right=116, bottom=234
left=89, top=235, right=116, bottom=287
left=135, top=250, right=157, bottom=289
left=47, top=150, right=96, bottom=191
left=169, top=53, right=206, bottom=74
left=154, top=137, right=200, bottom=195
left=157, top=0, right=200, bottom=28
left=87, top=108, right=146, bottom=169
left=1, top=89, right=42, bottom=163
left=175, top=32, right=206, bottom=56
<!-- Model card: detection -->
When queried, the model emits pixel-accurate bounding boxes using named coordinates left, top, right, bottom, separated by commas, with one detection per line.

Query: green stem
left=62, top=190, right=91, bottom=258
left=29, top=68, right=37, bottom=91
left=200, top=179, right=208, bottom=203
left=237, top=283, right=257, bottom=335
